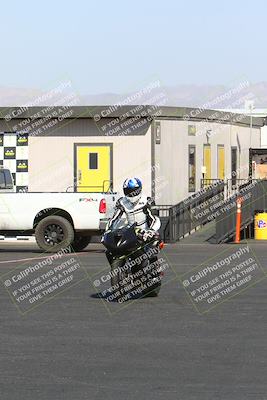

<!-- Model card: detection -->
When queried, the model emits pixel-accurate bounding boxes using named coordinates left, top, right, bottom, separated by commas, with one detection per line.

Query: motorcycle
left=102, top=224, right=164, bottom=302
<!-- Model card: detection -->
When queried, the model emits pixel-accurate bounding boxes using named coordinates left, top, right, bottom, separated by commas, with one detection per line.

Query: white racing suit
left=105, top=195, right=161, bottom=266
left=107, top=195, right=161, bottom=232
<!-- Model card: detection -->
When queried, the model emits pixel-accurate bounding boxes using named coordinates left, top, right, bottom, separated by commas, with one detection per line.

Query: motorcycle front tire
left=110, top=260, right=129, bottom=302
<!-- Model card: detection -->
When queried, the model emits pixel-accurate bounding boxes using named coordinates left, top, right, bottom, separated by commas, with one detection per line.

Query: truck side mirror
left=0, top=171, right=6, bottom=189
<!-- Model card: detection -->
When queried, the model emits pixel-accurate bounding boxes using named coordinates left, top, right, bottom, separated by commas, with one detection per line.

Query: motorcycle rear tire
left=143, top=281, right=161, bottom=297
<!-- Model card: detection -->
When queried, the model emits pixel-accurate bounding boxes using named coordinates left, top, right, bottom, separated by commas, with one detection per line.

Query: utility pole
left=245, top=100, right=255, bottom=148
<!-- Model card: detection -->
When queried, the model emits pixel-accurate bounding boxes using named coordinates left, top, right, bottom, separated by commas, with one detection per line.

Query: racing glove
left=140, top=229, right=155, bottom=242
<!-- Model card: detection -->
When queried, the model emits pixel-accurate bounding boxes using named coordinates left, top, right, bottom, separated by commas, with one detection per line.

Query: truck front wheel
left=35, top=216, right=74, bottom=253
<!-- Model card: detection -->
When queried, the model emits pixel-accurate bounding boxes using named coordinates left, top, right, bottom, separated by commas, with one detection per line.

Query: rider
left=104, top=177, right=161, bottom=265
left=106, top=177, right=160, bottom=234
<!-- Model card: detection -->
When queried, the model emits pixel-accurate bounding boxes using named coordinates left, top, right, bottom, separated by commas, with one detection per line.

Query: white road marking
left=0, top=252, right=88, bottom=265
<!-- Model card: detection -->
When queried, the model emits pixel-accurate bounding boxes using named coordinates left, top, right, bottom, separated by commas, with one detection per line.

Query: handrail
left=200, top=179, right=224, bottom=188
left=154, top=182, right=225, bottom=242
left=216, top=179, right=267, bottom=243
left=66, top=180, right=113, bottom=193
left=155, top=179, right=267, bottom=243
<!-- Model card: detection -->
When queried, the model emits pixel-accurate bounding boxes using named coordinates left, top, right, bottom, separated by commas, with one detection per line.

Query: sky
left=0, top=0, right=266, bottom=95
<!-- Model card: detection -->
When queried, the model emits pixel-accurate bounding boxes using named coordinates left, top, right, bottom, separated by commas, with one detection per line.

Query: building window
left=188, top=145, right=196, bottom=192
left=188, top=125, right=196, bottom=136
left=155, top=121, right=161, bottom=144
left=89, top=153, right=98, bottom=169
left=231, top=147, right=237, bottom=187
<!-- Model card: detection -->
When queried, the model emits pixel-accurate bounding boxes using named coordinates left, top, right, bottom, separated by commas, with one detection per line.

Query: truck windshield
left=0, top=170, right=13, bottom=189
left=4, top=170, right=13, bottom=188
left=0, top=171, right=5, bottom=188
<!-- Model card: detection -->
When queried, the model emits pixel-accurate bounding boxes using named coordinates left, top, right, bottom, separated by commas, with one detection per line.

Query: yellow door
left=203, top=144, right=211, bottom=185
left=217, top=145, right=225, bottom=180
left=76, top=145, right=111, bottom=192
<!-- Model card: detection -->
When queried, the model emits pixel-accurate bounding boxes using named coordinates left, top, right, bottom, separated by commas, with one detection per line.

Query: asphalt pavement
left=0, top=240, right=267, bottom=400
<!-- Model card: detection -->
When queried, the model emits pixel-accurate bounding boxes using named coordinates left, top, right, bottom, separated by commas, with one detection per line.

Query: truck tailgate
left=105, top=193, right=119, bottom=217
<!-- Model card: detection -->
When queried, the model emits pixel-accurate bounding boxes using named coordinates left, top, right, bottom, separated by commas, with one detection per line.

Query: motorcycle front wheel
left=141, top=258, right=162, bottom=297
left=110, top=260, right=130, bottom=302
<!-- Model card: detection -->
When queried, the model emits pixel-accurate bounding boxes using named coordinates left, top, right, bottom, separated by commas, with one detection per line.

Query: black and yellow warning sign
left=16, top=134, right=28, bottom=146
left=16, top=160, right=28, bottom=172
left=0, top=133, right=29, bottom=193
left=4, top=147, right=16, bottom=159
left=16, top=186, right=28, bottom=193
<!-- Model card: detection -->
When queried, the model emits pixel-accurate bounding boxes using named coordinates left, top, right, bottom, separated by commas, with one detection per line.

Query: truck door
left=75, top=144, right=113, bottom=192
left=0, top=170, right=13, bottom=224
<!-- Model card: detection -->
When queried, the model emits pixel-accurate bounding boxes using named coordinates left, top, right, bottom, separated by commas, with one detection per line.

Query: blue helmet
left=123, top=178, right=142, bottom=202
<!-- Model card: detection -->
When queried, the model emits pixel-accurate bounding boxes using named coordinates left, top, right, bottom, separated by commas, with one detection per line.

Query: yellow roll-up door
left=203, top=144, right=211, bottom=184
left=217, top=145, right=225, bottom=180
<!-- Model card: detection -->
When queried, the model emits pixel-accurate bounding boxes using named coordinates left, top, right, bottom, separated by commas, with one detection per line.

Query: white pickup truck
left=0, top=168, right=118, bottom=252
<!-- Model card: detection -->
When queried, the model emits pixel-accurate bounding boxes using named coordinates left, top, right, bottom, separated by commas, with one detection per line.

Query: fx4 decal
left=79, top=198, right=98, bottom=202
